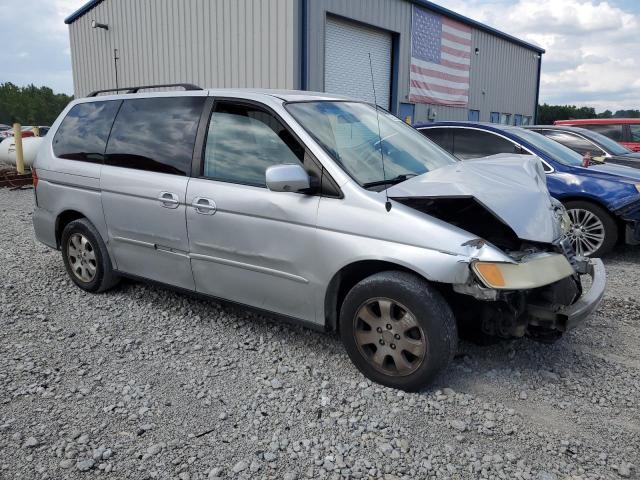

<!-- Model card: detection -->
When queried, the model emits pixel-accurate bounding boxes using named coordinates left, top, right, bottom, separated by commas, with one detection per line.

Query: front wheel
left=563, top=200, right=618, bottom=257
left=339, top=271, right=457, bottom=392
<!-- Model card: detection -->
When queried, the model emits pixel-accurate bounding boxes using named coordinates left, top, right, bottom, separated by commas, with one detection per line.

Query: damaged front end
left=386, top=155, right=606, bottom=341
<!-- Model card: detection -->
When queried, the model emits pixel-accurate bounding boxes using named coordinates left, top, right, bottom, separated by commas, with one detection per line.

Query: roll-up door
left=324, top=17, right=392, bottom=110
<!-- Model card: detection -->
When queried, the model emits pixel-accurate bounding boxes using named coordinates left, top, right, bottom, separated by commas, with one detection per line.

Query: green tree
left=537, top=104, right=597, bottom=125
left=613, top=109, right=640, bottom=118
left=0, top=82, right=72, bottom=126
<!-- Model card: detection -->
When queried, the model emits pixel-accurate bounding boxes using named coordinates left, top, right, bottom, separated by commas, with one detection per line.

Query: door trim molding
left=190, top=253, right=309, bottom=284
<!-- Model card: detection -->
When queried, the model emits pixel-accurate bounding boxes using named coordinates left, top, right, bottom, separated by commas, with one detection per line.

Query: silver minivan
left=33, top=85, right=605, bottom=391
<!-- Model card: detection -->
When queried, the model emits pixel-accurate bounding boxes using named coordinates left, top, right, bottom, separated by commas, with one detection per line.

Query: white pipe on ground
left=0, top=137, right=44, bottom=168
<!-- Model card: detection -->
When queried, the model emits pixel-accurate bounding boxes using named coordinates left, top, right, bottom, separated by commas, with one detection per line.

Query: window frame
left=104, top=95, right=206, bottom=176
left=500, top=113, right=512, bottom=125
left=626, top=124, right=640, bottom=142
left=451, top=127, right=523, bottom=159
left=580, top=123, right=625, bottom=142
left=418, top=126, right=555, bottom=173
left=420, top=127, right=454, bottom=154
left=193, top=97, right=342, bottom=198
left=52, top=99, right=123, bottom=164
left=539, top=129, right=606, bottom=157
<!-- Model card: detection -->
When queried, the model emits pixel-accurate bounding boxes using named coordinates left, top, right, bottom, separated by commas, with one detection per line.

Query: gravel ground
left=0, top=187, right=638, bottom=480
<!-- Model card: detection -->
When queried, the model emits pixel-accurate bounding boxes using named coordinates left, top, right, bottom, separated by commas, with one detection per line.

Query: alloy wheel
left=566, top=208, right=606, bottom=256
left=67, top=233, right=97, bottom=283
left=353, top=298, right=426, bottom=376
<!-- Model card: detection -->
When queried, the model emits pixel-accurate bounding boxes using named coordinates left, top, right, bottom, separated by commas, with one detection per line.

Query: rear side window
left=541, top=131, right=603, bottom=156
left=629, top=125, right=640, bottom=142
left=105, top=96, right=205, bottom=176
left=581, top=124, right=623, bottom=142
left=420, top=128, right=453, bottom=153
left=52, top=101, right=121, bottom=163
left=452, top=129, right=522, bottom=159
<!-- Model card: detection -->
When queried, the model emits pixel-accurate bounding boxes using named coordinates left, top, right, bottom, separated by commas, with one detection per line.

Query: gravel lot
left=0, top=187, right=638, bottom=480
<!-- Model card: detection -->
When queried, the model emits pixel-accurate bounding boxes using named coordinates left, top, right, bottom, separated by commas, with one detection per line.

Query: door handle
left=192, top=197, right=217, bottom=215
left=158, top=191, right=180, bottom=209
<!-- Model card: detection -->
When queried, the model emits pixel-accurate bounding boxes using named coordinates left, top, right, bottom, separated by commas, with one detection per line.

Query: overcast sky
left=0, top=0, right=638, bottom=112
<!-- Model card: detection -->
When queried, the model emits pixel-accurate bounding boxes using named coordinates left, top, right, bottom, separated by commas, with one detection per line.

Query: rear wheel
left=339, top=271, right=457, bottom=391
left=61, top=218, right=119, bottom=293
left=563, top=200, right=617, bottom=257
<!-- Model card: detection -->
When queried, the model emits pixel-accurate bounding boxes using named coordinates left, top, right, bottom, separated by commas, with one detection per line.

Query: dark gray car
left=525, top=125, right=640, bottom=169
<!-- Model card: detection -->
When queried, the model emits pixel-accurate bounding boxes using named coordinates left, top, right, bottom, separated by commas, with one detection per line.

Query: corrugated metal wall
left=416, top=29, right=540, bottom=123
left=69, top=0, right=299, bottom=97
left=304, top=0, right=539, bottom=123
left=68, top=0, right=540, bottom=123
left=305, top=0, right=412, bottom=106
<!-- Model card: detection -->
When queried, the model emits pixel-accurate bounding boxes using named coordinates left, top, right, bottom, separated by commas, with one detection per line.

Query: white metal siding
left=68, top=0, right=541, bottom=124
left=305, top=0, right=540, bottom=122
left=68, top=0, right=299, bottom=97
left=324, top=17, right=392, bottom=109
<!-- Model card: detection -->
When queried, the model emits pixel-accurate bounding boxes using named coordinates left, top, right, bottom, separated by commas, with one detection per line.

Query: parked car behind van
left=417, top=122, right=640, bottom=257
left=525, top=125, right=640, bottom=169
left=33, top=86, right=605, bottom=391
left=554, top=119, right=640, bottom=152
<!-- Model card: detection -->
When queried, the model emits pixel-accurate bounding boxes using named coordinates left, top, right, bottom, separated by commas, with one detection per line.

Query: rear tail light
left=32, top=167, right=38, bottom=188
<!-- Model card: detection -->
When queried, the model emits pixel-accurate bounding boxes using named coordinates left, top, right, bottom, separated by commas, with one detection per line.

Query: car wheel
left=563, top=200, right=617, bottom=257
left=61, top=218, right=119, bottom=293
left=339, top=271, right=457, bottom=392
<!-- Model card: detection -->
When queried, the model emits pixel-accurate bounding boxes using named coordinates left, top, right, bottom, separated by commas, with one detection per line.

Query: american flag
left=409, top=6, right=472, bottom=106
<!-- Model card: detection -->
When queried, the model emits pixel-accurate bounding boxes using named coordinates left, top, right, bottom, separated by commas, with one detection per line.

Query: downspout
left=299, top=0, right=308, bottom=90
left=534, top=52, right=542, bottom=123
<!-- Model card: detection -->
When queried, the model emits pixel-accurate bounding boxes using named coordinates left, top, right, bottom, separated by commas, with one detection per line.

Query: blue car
left=415, top=122, right=640, bottom=257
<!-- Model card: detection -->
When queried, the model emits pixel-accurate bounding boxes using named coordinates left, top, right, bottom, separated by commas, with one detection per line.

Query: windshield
left=285, top=101, right=457, bottom=186
left=514, top=128, right=585, bottom=166
left=578, top=129, right=631, bottom=155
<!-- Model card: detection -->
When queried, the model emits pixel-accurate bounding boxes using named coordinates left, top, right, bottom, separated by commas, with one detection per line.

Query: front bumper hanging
left=526, top=258, right=606, bottom=332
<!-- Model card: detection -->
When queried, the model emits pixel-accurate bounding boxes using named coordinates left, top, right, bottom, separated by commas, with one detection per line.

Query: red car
left=554, top=118, right=640, bottom=152
left=0, top=126, right=37, bottom=142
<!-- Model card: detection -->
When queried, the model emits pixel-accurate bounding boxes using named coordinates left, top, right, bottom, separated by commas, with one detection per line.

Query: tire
left=61, top=218, right=119, bottom=293
left=339, top=271, right=457, bottom=392
left=563, top=200, right=618, bottom=257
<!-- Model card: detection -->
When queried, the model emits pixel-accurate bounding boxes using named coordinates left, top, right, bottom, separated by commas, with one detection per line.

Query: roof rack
left=88, top=83, right=203, bottom=97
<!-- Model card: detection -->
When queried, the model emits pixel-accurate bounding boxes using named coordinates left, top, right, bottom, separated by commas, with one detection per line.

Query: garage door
left=325, top=17, right=392, bottom=110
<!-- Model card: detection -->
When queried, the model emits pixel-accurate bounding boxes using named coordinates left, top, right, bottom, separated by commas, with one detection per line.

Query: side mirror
left=265, top=164, right=311, bottom=193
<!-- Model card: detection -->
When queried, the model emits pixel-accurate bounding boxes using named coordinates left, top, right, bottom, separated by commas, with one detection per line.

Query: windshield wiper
left=362, top=173, right=418, bottom=189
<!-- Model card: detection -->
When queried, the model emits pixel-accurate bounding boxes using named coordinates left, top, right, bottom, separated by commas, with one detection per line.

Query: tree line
left=537, top=103, right=640, bottom=125
left=1, top=81, right=638, bottom=127
left=0, top=83, right=72, bottom=127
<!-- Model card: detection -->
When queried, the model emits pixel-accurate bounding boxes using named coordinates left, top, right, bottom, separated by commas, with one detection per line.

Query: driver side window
left=203, top=102, right=305, bottom=187
left=452, top=129, right=530, bottom=160
left=543, top=131, right=603, bottom=157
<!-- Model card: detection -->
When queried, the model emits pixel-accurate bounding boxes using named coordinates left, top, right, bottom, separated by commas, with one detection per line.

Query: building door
left=468, top=110, right=480, bottom=121
left=398, top=103, right=415, bottom=124
left=324, top=16, right=392, bottom=110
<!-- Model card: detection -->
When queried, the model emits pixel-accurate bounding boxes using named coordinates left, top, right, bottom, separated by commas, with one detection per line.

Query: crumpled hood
left=386, top=154, right=563, bottom=243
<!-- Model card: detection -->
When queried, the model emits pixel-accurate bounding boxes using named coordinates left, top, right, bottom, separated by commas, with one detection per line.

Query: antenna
left=368, top=53, right=392, bottom=212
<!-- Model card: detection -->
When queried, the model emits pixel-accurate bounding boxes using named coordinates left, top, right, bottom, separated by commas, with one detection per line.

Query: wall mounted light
left=91, top=20, right=109, bottom=30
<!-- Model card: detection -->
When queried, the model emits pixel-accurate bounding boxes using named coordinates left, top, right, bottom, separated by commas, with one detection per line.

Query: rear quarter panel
left=33, top=110, right=113, bottom=265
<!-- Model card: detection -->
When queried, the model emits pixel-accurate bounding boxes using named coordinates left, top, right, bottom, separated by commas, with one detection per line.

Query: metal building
left=65, top=0, right=544, bottom=124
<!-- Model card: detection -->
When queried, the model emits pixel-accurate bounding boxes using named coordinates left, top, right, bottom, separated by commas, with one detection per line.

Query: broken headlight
left=472, top=254, right=574, bottom=290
